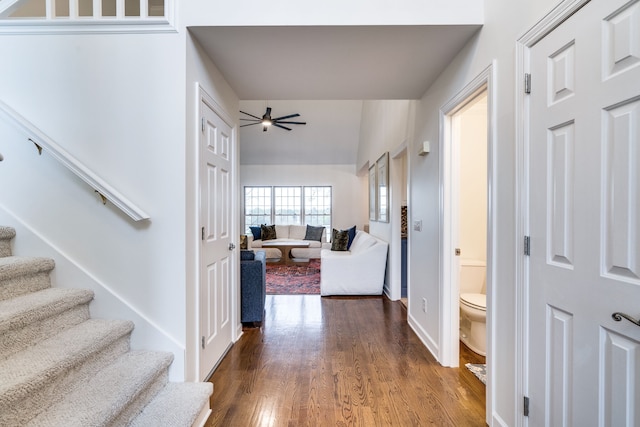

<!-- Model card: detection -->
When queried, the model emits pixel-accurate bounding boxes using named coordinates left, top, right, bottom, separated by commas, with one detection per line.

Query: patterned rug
left=465, top=363, right=486, bottom=385
left=266, top=259, right=321, bottom=295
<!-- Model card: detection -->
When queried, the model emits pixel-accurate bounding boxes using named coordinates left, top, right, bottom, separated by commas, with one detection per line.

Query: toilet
left=459, top=259, right=487, bottom=356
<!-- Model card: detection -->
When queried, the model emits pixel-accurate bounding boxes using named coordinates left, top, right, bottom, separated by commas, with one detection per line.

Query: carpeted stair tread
left=28, top=350, right=173, bottom=427
left=0, top=318, right=134, bottom=406
left=0, top=227, right=16, bottom=257
left=0, top=256, right=55, bottom=280
left=0, top=256, right=55, bottom=301
left=0, top=226, right=16, bottom=240
left=129, top=382, right=214, bottom=427
left=0, top=287, right=94, bottom=334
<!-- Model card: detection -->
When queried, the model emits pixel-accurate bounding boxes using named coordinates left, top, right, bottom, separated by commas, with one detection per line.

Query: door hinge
left=201, top=336, right=205, bottom=349
left=455, top=248, right=461, bottom=256
left=201, top=227, right=205, bottom=241
left=524, top=73, right=531, bottom=94
left=523, top=396, right=530, bottom=416
left=201, top=117, right=205, bottom=132
left=524, top=235, right=530, bottom=256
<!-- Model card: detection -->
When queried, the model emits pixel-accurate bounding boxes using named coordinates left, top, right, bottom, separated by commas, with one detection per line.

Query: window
left=274, top=187, right=301, bottom=225
left=244, top=187, right=272, bottom=229
left=304, top=187, right=332, bottom=228
left=244, top=186, right=332, bottom=239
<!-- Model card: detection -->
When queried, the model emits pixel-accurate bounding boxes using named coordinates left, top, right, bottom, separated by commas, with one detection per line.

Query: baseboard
left=407, top=311, right=440, bottom=361
left=193, top=407, right=212, bottom=427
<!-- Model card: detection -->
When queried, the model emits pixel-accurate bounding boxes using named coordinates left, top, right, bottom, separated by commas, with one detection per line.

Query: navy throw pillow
left=346, top=225, right=357, bottom=249
left=304, top=225, right=325, bottom=242
left=249, top=226, right=261, bottom=240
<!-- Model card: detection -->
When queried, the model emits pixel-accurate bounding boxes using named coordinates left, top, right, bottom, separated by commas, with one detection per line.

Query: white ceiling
left=190, top=25, right=481, bottom=165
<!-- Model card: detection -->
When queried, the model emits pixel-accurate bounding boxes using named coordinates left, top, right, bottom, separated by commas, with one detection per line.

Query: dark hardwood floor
left=207, top=295, right=486, bottom=426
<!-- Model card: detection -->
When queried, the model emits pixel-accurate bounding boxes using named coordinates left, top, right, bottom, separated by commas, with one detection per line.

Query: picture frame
left=369, top=163, right=377, bottom=221
left=376, top=152, right=389, bottom=223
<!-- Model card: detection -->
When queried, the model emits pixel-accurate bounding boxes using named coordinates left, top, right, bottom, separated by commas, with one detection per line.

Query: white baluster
left=139, top=0, right=147, bottom=18
left=46, top=0, right=54, bottom=18
left=69, top=0, right=78, bottom=18
left=116, top=0, right=124, bottom=18
left=93, top=0, right=101, bottom=17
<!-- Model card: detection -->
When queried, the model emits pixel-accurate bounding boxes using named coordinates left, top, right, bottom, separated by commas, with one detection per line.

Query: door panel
left=528, top=0, right=640, bottom=425
left=199, top=98, right=234, bottom=381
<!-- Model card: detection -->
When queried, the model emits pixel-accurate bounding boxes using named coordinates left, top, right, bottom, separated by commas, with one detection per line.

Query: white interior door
left=528, top=0, right=640, bottom=424
left=199, top=97, right=234, bottom=381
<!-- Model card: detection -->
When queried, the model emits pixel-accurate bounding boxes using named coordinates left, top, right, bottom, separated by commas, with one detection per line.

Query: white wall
left=459, top=95, right=487, bottom=263
left=240, top=164, right=367, bottom=231
left=408, top=0, right=561, bottom=425
left=185, top=32, right=240, bottom=381
left=357, top=100, right=415, bottom=299
left=0, top=32, right=188, bottom=380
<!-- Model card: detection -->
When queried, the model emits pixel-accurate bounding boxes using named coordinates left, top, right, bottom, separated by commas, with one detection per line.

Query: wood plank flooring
left=206, top=295, right=486, bottom=426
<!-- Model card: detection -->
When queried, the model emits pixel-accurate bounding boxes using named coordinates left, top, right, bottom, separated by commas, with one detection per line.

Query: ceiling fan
left=240, top=107, right=306, bottom=132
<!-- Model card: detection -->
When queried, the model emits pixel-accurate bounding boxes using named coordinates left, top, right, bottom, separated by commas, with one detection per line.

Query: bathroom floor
left=460, top=341, right=486, bottom=366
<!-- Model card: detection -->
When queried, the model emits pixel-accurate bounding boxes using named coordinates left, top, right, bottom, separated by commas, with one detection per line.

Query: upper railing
left=0, top=99, right=150, bottom=222
left=0, top=0, right=174, bottom=33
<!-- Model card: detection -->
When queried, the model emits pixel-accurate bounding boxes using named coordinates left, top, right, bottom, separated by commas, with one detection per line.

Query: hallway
left=207, top=295, right=486, bottom=426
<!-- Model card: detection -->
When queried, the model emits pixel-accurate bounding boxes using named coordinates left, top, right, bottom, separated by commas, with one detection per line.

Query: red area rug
left=266, top=259, right=321, bottom=295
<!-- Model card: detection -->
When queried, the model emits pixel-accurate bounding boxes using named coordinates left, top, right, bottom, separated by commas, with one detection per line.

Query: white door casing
left=198, top=93, right=235, bottom=381
left=440, top=64, right=496, bottom=426
left=527, top=0, right=640, bottom=425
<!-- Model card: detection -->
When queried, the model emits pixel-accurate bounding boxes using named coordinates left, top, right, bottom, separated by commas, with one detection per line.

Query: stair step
left=0, top=288, right=94, bottom=359
left=130, top=382, right=214, bottom=427
left=0, top=319, right=134, bottom=426
left=0, top=227, right=16, bottom=258
left=0, top=256, right=55, bottom=301
left=27, top=351, right=173, bottom=427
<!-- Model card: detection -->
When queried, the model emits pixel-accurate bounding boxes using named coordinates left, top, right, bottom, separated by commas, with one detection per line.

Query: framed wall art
left=376, top=152, right=389, bottom=223
left=369, top=163, right=377, bottom=221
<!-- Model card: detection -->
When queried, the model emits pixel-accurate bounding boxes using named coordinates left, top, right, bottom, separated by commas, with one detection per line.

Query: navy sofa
left=240, top=250, right=266, bottom=324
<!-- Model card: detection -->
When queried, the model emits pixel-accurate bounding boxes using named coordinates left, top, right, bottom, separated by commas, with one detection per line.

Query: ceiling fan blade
left=275, top=121, right=306, bottom=125
left=273, top=113, right=300, bottom=121
left=240, top=122, right=262, bottom=127
left=240, top=110, right=262, bottom=120
left=273, top=123, right=292, bottom=131
left=240, top=118, right=261, bottom=121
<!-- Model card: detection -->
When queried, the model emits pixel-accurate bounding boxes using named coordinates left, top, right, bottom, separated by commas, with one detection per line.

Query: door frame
left=439, top=63, right=495, bottom=423
left=515, top=0, right=590, bottom=425
left=194, top=83, right=240, bottom=381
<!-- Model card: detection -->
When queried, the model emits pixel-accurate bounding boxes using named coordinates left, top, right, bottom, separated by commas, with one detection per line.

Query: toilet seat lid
left=460, top=293, right=486, bottom=310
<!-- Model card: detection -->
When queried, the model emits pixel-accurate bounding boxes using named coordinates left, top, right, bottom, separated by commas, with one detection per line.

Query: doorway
left=440, top=65, right=495, bottom=425
left=197, top=86, right=237, bottom=381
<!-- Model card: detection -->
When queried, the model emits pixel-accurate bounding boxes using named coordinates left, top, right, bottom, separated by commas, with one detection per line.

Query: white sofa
left=247, top=224, right=331, bottom=259
left=320, top=230, right=389, bottom=296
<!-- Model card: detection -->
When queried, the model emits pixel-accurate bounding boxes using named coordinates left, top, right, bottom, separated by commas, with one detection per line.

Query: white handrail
left=0, top=99, right=150, bottom=222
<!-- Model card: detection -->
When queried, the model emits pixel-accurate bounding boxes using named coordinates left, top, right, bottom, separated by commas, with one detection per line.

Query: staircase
left=0, top=226, right=212, bottom=426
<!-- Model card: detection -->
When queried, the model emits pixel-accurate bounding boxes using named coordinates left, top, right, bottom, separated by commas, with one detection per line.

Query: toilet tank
left=460, top=259, right=486, bottom=294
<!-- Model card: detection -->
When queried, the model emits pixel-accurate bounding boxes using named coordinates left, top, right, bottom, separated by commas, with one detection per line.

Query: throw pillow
left=346, top=225, right=357, bottom=249
left=260, top=224, right=277, bottom=241
left=249, top=226, right=261, bottom=240
left=240, top=250, right=255, bottom=261
left=331, top=228, right=349, bottom=251
left=304, top=224, right=325, bottom=242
